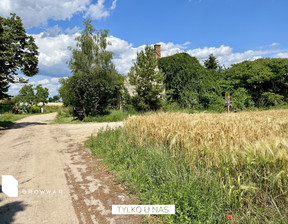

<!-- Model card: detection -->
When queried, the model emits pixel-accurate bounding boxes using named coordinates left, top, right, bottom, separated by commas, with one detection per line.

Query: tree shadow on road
left=6, top=122, right=47, bottom=130
left=0, top=185, right=29, bottom=224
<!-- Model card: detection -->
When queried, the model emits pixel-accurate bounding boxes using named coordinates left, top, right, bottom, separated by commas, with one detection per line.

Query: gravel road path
left=0, top=113, right=142, bottom=224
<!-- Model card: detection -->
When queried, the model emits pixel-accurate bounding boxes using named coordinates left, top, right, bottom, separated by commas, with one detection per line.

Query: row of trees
left=13, top=84, right=49, bottom=113
left=2, top=14, right=286, bottom=116
left=59, top=19, right=288, bottom=117
left=158, top=53, right=288, bottom=111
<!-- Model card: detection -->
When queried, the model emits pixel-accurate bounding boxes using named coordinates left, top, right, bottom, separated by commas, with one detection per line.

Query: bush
left=0, top=104, right=13, bottom=114
left=231, top=88, right=255, bottom=111
left=0, top=99, right=14, bottom=105
left=260, top=92, right=284, bottom=107
left=29, top=105, right=41, bottom=113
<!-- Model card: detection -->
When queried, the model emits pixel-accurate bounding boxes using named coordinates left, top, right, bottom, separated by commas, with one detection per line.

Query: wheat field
left=124, top=110, right=288, bottom=221
left=125, top=110, right=288, bottom=162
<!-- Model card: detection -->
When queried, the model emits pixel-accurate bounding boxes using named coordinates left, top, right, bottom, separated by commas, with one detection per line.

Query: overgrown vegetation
left=54, top=106, right=137, bottom=123
left=158, top=54, right=288, bottom=112
left=158, top=52, right=223, bottom=111
left=88, top=110, right=288, bottom=223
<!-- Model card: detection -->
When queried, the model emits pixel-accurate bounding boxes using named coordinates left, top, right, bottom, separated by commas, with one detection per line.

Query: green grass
left=87, top=129, right=227, bottom=223
left=42, top=105, right=62, bottom=113
left=83, top=109, right=138, bottom=122
left=87, top=128, right=288, bottom=224
left=0, top=112, right=30, bottom=129
left=54, top=106, right=138, bottom=124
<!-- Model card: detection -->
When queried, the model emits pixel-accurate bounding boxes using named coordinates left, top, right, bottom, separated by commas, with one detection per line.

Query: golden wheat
left=125, top=110, right=288, bottom=161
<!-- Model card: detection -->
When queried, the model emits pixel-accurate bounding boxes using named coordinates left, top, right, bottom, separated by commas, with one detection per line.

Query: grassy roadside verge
left=54, top=106, right=138, bottom=124
left=87, top=111, right=288, bottom=224
left=87, top=128, right=228, bottom=223
left=0, top=113, right=30, bottom=129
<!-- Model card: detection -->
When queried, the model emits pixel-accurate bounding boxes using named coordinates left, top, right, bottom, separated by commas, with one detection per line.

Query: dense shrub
left=29, top=105, right=41, bottom=113
left=231, top=88, right=255, bottom=111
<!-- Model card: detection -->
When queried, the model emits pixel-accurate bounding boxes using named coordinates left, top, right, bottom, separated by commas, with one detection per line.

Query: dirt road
left=0, top=113, right=142, bottom=224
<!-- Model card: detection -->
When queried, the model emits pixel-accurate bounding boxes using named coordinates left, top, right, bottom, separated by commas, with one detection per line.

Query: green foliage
left=87, top=125, right=288, bottom=223
left=58, top=78, right=78, bottom=106
left=224, top=58, right=288, bottom=106
left=121, top=87, right=133, bottom=111
left=14, top=84, right=35, bottom=106
left=0, top=104, right=13, bottom=114
left=204, top=53, right=219, bottom=70
left=60, top=19, right=123, bottom=117
left=158, top=53, right=222, bottom=109
left=54, top=106, right=75, bottom=123
left=128, top=45, right=164, bottom=111
left=87, top=129, right=227, bottom=223
left=54, top=108, right=138, bottom=124
left=231, top=88, right=255, bottom=111
left=14, top=84, right=49, bottom=107
left=43, top=105, right=61, bottom=113
left=0, top=98, right=14, bottom=105
left=48, top=95, right=60, bottom=103
left=260, top=92, right=284, bottom=107
left=0, top=13, right=39, bottom=99
left=52, top=95, right=60, bottom=102
left=83, top=109, right=137, bottom=122
left=34, top=85, right=49, bottom=105
left=0, top=112, right=28, bottom=129
left=29, top=105, right=41, bottom=113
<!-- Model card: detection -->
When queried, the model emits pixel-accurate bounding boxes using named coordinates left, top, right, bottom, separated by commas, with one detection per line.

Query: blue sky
left=1, top=0, right=288, bottom=96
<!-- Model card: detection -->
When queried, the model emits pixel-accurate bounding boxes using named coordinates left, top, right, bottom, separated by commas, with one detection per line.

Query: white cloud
left=186, top=45, right=288, bottom=67
left=51, top=78, right=60, bottom=83
left=65, top=26, right=81, bottom=34
left=275, top=52, right=288, bottom=58
left=0, top=0, right=117, bottom=28
left=7, top=31, right=288, bottom=97
left=187, top=45, right=233, bottom=59
left=42, top=25, right=63, bottom=37
left=37, top=79, right=50, bottom=85
left=110, top=0, right=117, bottom=10
left=27, top=32, right=288, bottom=78
left=85, top=0, right=109, bottom=20
left=32, top=32, right=79, bottom=77
left=271, top=42, right=280, bottom=47
left=85, top=0, right=118, bottom=20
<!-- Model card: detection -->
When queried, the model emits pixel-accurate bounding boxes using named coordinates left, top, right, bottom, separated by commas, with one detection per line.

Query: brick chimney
left=154, top=44, right=161, bottom=59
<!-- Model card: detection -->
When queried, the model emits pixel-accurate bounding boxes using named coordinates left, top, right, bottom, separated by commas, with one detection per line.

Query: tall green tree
left=60, top=19, right=122, bottom=117
left=0, top=13, right=39, bottom=99
left=204, top=54, right=219, bottom=70
left=128, top=45, right=164, bottom=111
left=14, top=84, right=35, bottom=106
left=34, top=85, right=49, bottom=106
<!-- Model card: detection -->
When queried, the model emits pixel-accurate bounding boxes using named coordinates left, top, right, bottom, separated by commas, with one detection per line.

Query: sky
left=1, top=0, right=288, bottom=97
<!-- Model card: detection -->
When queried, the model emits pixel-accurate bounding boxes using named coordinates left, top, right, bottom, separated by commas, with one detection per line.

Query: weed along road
left=0, top=113, right=142, bottom=224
